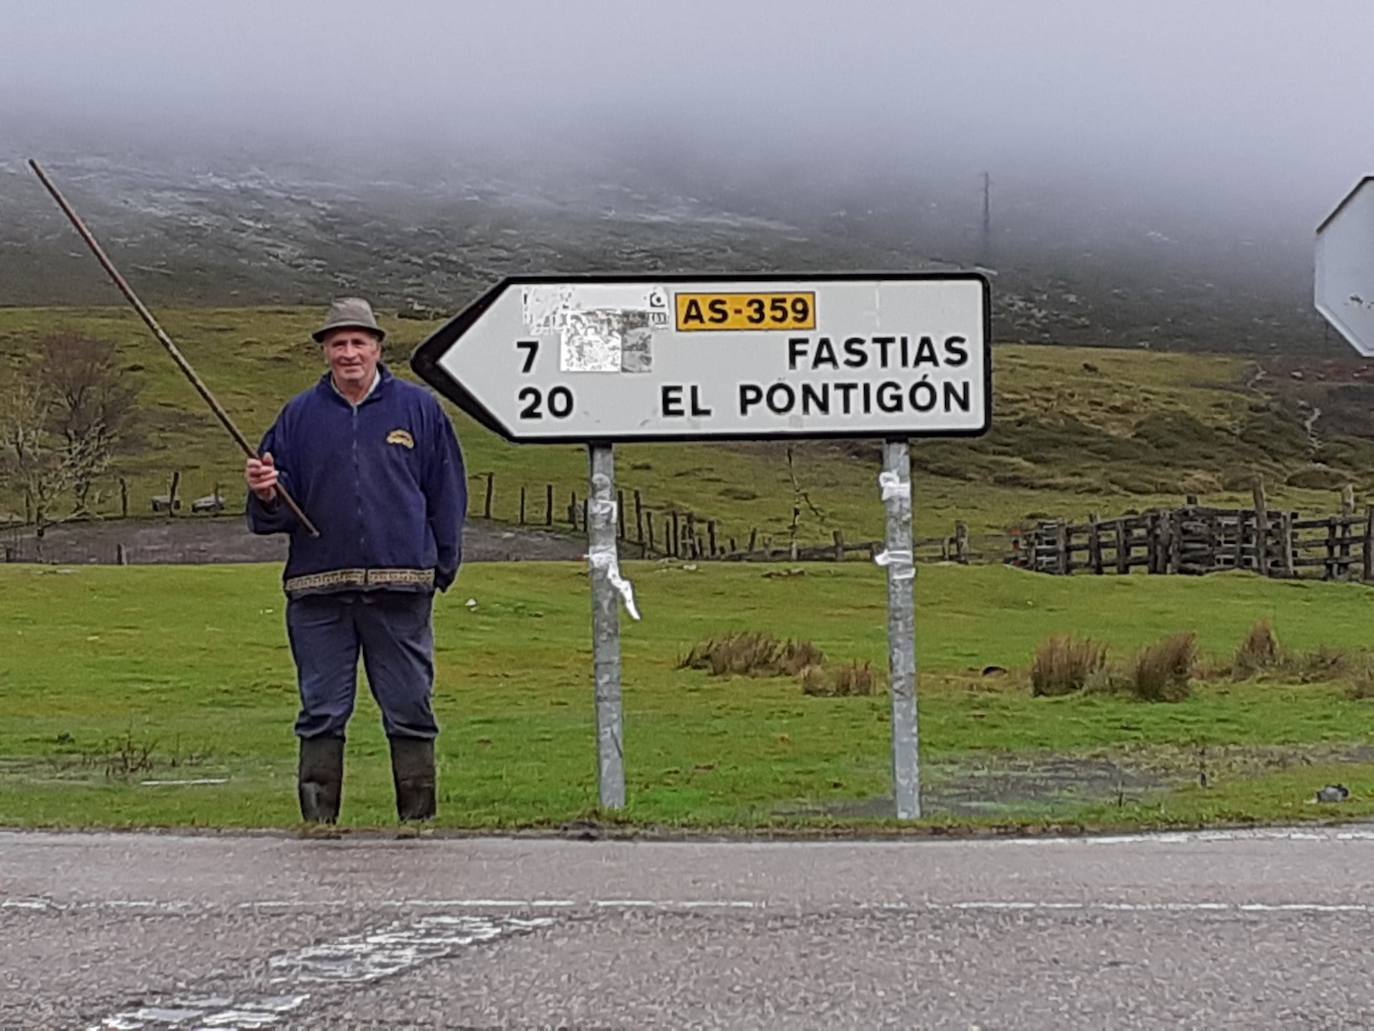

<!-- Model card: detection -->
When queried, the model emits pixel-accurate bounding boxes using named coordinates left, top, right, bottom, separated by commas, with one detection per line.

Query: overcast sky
left=5, top=0, right=1374, bottom=232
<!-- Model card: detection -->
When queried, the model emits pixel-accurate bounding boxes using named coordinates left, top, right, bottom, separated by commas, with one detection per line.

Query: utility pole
left=980, top=171, right=992, bottom=266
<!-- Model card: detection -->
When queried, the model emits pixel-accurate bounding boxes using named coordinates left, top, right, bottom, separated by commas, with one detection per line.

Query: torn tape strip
left=878, top=471, right=911, bottom=502
left=588, top=498, right=617, bottom=528
left=589, top=545, right=642, bottom=621
left=873, top=548, right=915, bottom=581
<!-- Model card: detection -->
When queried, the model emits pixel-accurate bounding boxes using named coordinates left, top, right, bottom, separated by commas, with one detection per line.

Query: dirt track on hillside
left=0, top=516, right=586, bottom=565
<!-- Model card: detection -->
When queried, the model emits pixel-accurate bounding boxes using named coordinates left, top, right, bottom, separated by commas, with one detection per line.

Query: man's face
left=322, top=328, right=382, bottom=389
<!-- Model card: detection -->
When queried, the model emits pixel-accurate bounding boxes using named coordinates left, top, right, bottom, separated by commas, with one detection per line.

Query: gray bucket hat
left=312, top=297, right=386, bottom=343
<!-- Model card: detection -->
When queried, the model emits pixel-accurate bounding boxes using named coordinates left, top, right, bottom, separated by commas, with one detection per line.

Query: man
left=244, top=297, right=466, bottom=826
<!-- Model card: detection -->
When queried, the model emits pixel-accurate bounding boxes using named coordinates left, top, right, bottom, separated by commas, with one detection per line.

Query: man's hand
left=245, top=452, right=279, bottom=503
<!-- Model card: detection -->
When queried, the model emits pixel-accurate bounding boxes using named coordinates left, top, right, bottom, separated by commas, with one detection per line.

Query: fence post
left=1325, top=516, right=1338, bottom=581
left=1089, top=513, right=1103, bottom=574
left=707, top=520, right=718, bottom=556
left=1338, top=509, right=1354, bottom=579
left=1364, top=506, right=1374, bottom=581
left=1253, top=482, right=1270, bottom=577
left=567, top=490, right=578, bottom=528
left=1276, top=512, right=1294, bottom=578
left=747, top=528, right=758, bottom=554
left=1055, top=522, right=1069, bottom=575
left=645, top=511, right=656, bottom=554
left=954, top=521, right=970, bottom=564
left=633, top=490, right=644, bottom=544
left=119, top=477, right=129, bottom=518
left=483, top=473, right=495, bottom=519
left=1204, top=510, right=1221, bottom=573
left=668, top=510, right=679, bottom=557
left=518, top=486, right=526, bottom=525
left=1115, top=520, right=1129, bottom=574
left=116, top=543, right=127, bottom=565
left=545, top=483, right=554, bottom=527
left=833, top=529, right=845, bottom=562
left=168, top=471, right=181, bottom=516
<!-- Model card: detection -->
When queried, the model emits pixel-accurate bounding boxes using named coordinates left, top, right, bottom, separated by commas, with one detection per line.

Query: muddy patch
left=774, top=744, right=1374, bottom=821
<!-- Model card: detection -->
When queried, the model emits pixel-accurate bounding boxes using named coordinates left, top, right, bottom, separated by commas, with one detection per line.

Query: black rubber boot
left=298, top=736, right=344, bottom=824
left=390, top=737, right=437, bottom=822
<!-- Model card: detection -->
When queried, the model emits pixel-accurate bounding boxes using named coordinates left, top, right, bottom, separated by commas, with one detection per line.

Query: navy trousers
left=285, top=590, right=438, bottom=741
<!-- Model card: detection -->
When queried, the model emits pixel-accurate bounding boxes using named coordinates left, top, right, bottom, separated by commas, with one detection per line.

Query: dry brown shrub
left=1031, top=635, right=1107, bottom=697
left=1347, top=658, right=1374, bottom=700
left=1286, top=645, right=1352, bottom=683
left=800, top=661, right=883, bottom=697
left=1129, top=633, right=1197, bottom=702
left=1232, top=619, right=1281, bottom=679
left=679, top=632, right=825, bottom=678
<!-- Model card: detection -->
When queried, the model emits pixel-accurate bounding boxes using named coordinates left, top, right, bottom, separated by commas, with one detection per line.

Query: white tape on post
left=873, top=547, right=915, bottom=582
left=878, top=470, right=912, bottom=502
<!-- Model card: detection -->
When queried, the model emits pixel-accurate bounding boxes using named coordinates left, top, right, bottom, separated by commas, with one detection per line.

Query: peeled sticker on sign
left=521, top=285, right=667, bottom=374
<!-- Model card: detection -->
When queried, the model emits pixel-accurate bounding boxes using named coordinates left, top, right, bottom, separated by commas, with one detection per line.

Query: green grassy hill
left=3, top=307, right=1371, bottom=555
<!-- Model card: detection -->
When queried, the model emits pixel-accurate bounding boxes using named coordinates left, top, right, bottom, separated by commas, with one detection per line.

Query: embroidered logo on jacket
left=386, top=429, right=415, bottom=449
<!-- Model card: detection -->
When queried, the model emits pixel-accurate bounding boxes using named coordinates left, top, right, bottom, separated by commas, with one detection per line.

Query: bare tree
left=37, top=333, right=140, bottom=514
left=0, top=334, right=140, bottom=525
left=0, top=376, right=75, bottom=528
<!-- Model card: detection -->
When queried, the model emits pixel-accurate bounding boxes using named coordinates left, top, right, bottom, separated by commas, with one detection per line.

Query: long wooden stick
left=28, top=159, right=320, bottom=538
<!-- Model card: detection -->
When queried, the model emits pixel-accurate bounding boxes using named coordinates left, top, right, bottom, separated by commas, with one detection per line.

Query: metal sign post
left=587, top=443, right=626, bottom=808
left=880, top=440, right=920, bottom=819
left=412, top=272, right=990, bottom=820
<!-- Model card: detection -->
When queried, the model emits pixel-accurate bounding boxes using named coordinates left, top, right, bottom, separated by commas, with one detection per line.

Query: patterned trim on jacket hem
left=284, top=567, right=435, bottom=596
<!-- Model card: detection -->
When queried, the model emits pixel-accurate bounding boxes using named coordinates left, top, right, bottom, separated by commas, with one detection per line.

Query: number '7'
left=516, top=339, right=539, bottom=374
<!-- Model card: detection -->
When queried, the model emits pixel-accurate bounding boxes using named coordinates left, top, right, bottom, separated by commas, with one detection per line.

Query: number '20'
left=519, top=385, right=574, bottom=419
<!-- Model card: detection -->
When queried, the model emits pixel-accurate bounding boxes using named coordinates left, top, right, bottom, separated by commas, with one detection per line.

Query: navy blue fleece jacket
left=247, top=366, right=467, bottom=597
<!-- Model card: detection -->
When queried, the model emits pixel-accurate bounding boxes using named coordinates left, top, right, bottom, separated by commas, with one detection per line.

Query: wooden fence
left=1, top=468, right=979, bottom=567
left=471, top=470, right=893, bottom=562
left=1010, top=487, right=1374, bottom=582
left=469, top=471, right=978, bottom=564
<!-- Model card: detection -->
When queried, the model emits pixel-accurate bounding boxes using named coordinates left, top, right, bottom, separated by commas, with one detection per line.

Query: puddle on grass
left=773, top=744, right=1374, bottom=821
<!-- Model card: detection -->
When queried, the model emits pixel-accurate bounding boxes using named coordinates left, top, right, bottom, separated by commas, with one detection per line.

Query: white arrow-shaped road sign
left=411, top=273, right=991, bottom=443
left=1316, top=177, right=1374, bottom=357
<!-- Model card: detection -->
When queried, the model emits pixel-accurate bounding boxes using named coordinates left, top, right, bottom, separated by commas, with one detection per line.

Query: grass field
left=3, top=561, right=1373, bottom=833
left=4, top=306, right=1372, bottom=555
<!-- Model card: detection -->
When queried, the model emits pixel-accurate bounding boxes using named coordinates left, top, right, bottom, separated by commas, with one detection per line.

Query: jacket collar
left=318, top=363, right=393, bottom=407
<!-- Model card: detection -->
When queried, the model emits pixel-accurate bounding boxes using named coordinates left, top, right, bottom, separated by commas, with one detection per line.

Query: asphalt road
left=3, top=826, right=1374, bottom=1029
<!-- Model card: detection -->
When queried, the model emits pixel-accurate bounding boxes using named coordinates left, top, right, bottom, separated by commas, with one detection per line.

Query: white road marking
left=91, top=995, right=307, bottom=1030
left=944, top=901, right=1374, bottom=914
left=17, top=895, right=1374, bottom=919
left=88, top=915, right=554, bottom=1029
left=270, top=914, right=554, bottom=984
left=913, top=826, right=1374, bottom=847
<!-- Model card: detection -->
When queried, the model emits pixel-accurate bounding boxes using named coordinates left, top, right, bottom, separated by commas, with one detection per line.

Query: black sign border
left=410, top=271, right=993, bottom=445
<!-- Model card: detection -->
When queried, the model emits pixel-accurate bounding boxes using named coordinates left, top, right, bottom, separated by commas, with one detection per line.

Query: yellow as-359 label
left=674, top=292, right=816, bottom=332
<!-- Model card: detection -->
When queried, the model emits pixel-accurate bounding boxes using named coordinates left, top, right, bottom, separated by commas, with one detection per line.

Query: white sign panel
left=411, top=274, right=991, bottom=442
left=1316, top=177, right=1374, bottom=356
